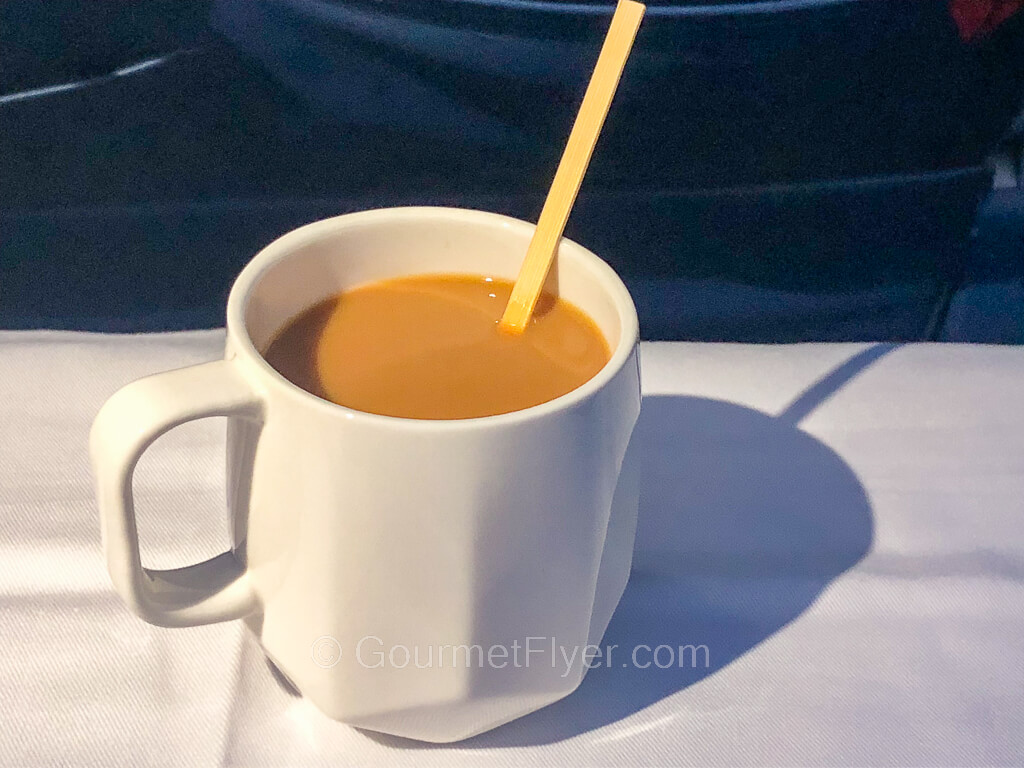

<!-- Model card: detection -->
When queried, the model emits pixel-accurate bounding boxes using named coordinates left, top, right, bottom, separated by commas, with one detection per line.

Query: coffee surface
left=263, top=274, right=610, bottom=419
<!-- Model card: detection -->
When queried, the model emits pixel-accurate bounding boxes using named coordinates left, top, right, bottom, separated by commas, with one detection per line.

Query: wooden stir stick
left=499, top=0, right=645, bottom=333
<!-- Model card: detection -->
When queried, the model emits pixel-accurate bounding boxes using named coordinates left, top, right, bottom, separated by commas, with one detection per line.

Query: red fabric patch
left=950, top=0, right=1024, bottom=41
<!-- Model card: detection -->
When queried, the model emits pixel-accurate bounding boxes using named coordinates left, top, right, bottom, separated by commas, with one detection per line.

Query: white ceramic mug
left=91, top=207, right=641, bottom=742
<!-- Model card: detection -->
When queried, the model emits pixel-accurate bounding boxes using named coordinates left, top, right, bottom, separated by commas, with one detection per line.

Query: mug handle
left=91, top=360, right=263, bottom=627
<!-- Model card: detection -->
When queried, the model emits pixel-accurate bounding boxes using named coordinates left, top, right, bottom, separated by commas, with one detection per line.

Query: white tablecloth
left=3, top=331, right=1023, bottom=767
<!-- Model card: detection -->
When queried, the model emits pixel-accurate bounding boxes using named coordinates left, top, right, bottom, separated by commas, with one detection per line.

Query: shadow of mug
left=447, top=393, right=875, bottom=746
left=447, top=348, right=884, bottom=747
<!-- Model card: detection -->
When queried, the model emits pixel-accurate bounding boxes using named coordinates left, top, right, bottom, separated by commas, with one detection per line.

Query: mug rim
left=225, top=206, right=640, bottom=429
